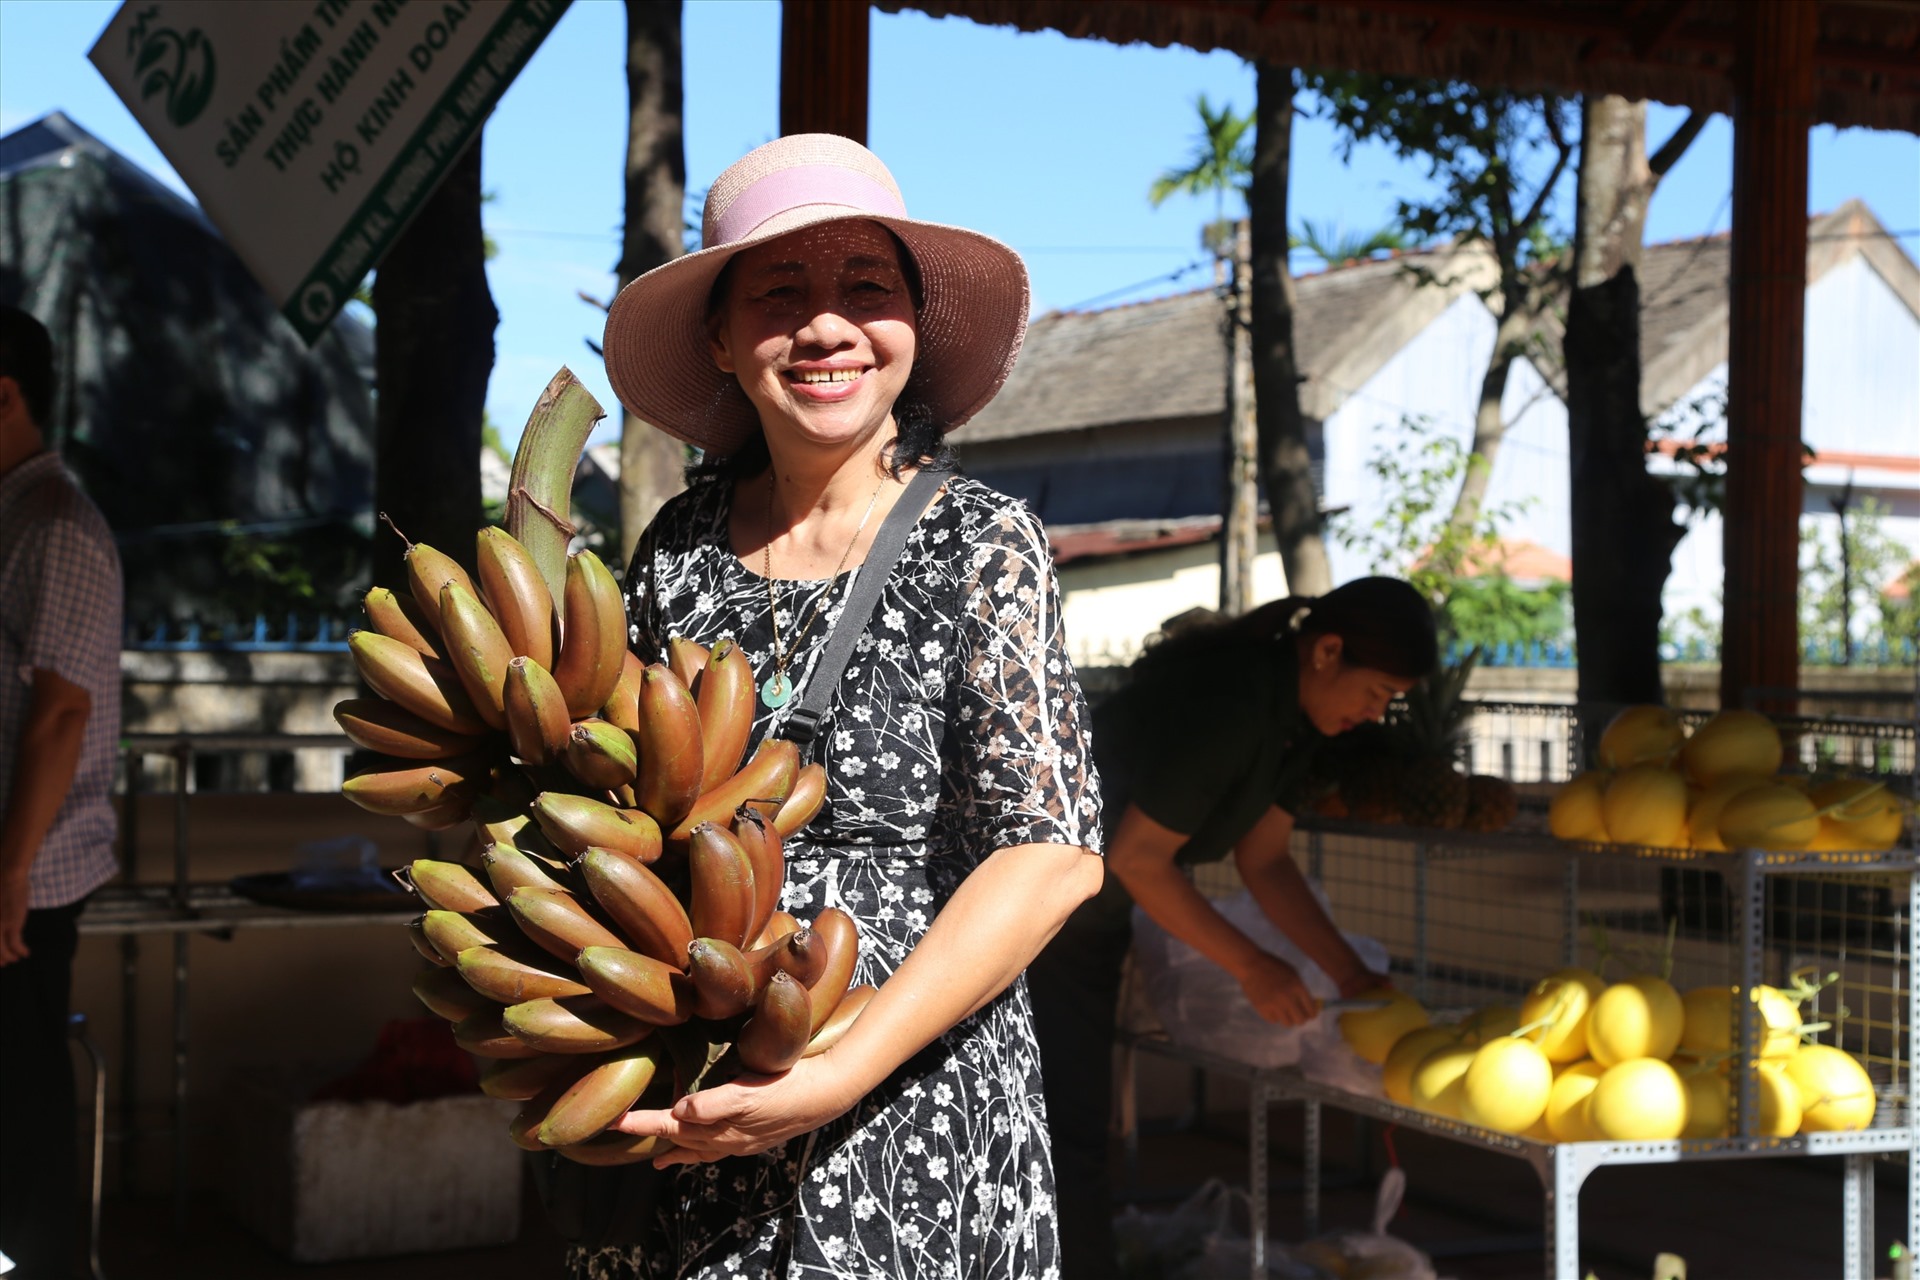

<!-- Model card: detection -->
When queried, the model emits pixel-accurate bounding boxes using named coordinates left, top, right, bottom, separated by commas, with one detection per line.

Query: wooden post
left=1721, top=1, right=1815, bottom=711
left=1221, top=220, right=1258, bottom=615
left=780, top=0, right=869, bottom=143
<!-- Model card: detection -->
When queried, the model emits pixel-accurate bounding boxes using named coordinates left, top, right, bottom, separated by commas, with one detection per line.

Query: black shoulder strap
left=784, top=467, right=945, bottom=749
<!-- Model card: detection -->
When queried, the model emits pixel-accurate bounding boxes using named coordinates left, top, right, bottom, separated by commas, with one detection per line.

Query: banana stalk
left=506, top=368, right=606, bottom=613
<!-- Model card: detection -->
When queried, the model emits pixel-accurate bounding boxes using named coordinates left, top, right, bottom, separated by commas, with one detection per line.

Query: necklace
left=760, top=473, right=887, bottom=709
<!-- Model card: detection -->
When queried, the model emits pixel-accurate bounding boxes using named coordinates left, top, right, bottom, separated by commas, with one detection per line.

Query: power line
left=1060, top=259, right=1210, bottom=312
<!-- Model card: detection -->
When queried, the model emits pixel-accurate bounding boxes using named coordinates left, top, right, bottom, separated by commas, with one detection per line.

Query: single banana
left=481, top=841, right=575, bottom=900
left=412, top=965, right=493, bottom=1022
left=407, top=859, right=499, bottom=913
left=400, top=794, right=475, bottom=831
left=538, top=1041, right=665, bottom=1148
left=803, top=985, right=877, bottom=1057
left=665, top=636, right=709, bottom=693
left=479, top=1053, right=592, bottom=1102
left=454, top=1007, right=543, bottom=1059
left=475, top=526, right=556, bottom=670
left=342, top=756, right=486, bottom=817
left=479, top=811, right=568, bottom=862
left=553, top=1133, right=672, bottom=1167
left=507, top=886, right=627, bottom=965
left=577, top=946, right=694, bottom=1026
left=551, top=550, right=628, bottom=718
left=806, top=907, right=860, bottom=1036
left=634, top=664, right=704, bottom=828
left=456, top=944, right=593, bottom=1002
left=753, top=911, right=802, bottom=950
left=533, top=793, right=664, bottom=862
left=509, top=1081, right=571, bottom=1149
left=503, top=996, right=650, bottom=1055
left=735, top=971, right=813, bottom=1075
left=686, top=937, right=755, bottom=1020
left=688, top=823, right=757, bottom=950
left=601, top=651, right=645, bottom=732
left=406, top=916, right=451, bottom=966
left=404, top=542, right=475, bottom=638
left=579, top=848, right=695, bottom=970
left=667, top=740, right=801, bottom=850
left=439, top=580, right=515, bottom=731
left=694, top=640, right=755, bottom=793
left=347, top=630, right=488, bottom=734
left=565, top=718, right=639, bottom=791
left=732, top=808, right=785, bottom=946
left=772, top=763, right=828, bottom=837
left=762, top=926, right=826, bottom=988
left=363, top=585, right=442, bottom=659
left=503, top=656, right=572, bottom=767
left=421, top=908, right=510, bottom=964
left=334, top=697, right=474, bottom=760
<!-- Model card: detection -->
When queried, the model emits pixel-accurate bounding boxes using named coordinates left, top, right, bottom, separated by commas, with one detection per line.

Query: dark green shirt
left=1092, top=635, right=1323, bottom=866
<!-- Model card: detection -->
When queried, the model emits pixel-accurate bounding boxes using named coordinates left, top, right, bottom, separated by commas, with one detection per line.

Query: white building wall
left=1319, top=292, right=1572, bottom=587
left=1057, top=535, right=1288, bottom=668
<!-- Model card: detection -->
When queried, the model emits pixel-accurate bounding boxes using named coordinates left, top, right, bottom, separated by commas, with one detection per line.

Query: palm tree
left=1149, top=94, right=1254, bottom=251
left=1289, top=218, right=1412, bottom=267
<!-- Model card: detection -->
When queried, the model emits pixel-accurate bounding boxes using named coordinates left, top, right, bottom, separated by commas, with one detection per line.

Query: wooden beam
left=780, top=0, right=870, bottom=144
left=1720, top=0, right=1817, bottom=712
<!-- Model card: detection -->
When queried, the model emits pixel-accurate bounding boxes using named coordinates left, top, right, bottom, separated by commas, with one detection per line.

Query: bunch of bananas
left=334, top=527, right=866, bottom=1166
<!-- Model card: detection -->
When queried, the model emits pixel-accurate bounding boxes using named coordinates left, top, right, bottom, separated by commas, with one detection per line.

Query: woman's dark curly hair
left=686, top=225, right=956, bottom=485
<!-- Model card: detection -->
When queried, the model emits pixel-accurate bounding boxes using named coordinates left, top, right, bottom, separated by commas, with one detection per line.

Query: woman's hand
left=611, top=1053, right=859, bottom=1168
left=1235, top=951, right=1319, bottom=1026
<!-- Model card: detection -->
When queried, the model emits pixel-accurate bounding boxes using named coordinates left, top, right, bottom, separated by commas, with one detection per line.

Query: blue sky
left=3, top=0, right=1916, bottom=450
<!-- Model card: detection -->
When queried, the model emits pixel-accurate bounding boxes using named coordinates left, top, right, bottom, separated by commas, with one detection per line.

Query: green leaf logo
left=126, top=7, right=216, bottom=128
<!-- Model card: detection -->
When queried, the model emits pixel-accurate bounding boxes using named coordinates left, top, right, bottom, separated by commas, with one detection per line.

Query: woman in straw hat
left=574, top=134, right=1105, bottom=1278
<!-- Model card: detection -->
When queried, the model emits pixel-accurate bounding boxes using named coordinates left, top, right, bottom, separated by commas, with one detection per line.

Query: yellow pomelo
left=1681, top=1070, right=1729, bottom=1139
left=1338, top=989, right=1429, bottom=1065
left=1685, top=774, right=1772, bottom=852
left=1810, top=778, right=1905, bottom=852
left=1787, top=1044, right=1876, bottom=1132
left=1545, top=1060, right=1606, bottom=1141
left=1458, top=1005, right=1522, bottom=1046
left=1717, top=784, right=1818, bottom=851
left=1756, top=1062, right=1803, bottom=1136
left=1543, top=967, right=1608, bottom=1002
left=1599, top=705, right=1685, bottom=769
left=1678, top=710, right=1783, bottom=786
left=1520, top=975, right=1596, bottom=1063
left=1587, top=975, right=1684, bottom=1066
left=1601, top=763, right=1689, bottom=848
left=1461, top=1038, right=1553, bottom=1134
left=1549, top=772, right=1611, bottom=842
left=1382, top=1026, right=1459, bottom=1106
left=1408, top=1042, right=1477, bottom=1115
left=1589, top=1059, right=1688, bottom=1141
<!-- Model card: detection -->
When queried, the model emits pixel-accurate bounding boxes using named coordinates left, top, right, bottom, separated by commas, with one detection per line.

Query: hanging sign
left=90, top=0, right=568, bottom=342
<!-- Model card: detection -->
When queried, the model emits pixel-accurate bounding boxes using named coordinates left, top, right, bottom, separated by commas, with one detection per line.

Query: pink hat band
left=707, top=165, right=907, bottom=247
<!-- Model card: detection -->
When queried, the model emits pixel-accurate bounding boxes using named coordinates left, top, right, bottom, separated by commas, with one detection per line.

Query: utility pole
left=1220, top=219, right=1259, bottom=615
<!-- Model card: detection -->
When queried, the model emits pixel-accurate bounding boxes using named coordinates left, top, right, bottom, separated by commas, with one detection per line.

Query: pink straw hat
left=602, top=134, right=1030, bottom=454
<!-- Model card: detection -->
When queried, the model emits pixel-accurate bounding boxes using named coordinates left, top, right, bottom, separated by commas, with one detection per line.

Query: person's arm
left=0, top=668, right=92, bottom=964
left=1107, top=802, right=1321, bottom=1026
left=616, top=839, right=1102, bottom=1163
left=1232, top=804, right=1380, bottom=1000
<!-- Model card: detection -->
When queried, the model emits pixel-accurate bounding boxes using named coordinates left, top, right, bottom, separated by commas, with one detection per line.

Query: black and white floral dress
left=569, top=471, right=1103, bottom=1280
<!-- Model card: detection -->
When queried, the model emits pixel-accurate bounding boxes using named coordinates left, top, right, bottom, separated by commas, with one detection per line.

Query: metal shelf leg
left=1304, top=1098, right=1322, bottom=1239
left=1544, top=1142, right=1591, bottom=1280
left=1844, top=1152, right=1874, bottom=1280
left=1249, top=1081, right=1270, bottom=1280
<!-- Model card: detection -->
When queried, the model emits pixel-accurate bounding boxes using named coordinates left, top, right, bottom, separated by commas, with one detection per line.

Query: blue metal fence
left=1445, top=636, right=1919, bottom=669
left=126, top=614, right=352, bottom=652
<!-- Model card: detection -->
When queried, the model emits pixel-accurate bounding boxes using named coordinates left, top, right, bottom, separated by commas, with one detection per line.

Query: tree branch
left=1519, top=104, right=1574, bottom=233
left=1649, top=108, right=1706, bottom=178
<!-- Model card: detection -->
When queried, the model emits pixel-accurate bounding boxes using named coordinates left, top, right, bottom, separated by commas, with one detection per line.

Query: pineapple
left=1322, top=722, right=1404, bottom=823
left=1392, top=652, right=1476, bottom=830
left=1463, top=774, right=1519, bottom=832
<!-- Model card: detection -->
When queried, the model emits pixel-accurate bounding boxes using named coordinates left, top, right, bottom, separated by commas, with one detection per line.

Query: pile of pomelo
left=1548, top=706, right=1907, bottom=852
left=1338, top=967, right=1877, bottom=1142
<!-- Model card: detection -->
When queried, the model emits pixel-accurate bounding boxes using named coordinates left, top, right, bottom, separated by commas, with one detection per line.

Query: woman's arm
left=614, top=840, right=1103, bottom=1164
left=1232, top=805, right=1379, bottom=999
left=1107, top=803, right=1320, bottom=1026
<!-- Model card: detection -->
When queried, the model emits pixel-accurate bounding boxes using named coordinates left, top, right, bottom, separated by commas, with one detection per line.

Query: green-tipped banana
left=480, top=1053, right=593, bottom=1102
left=503, top=656, right=572, bottom=767
left=695, top=640, right=755, bottom=793
left=406, top=916, right=451, bottom=966
left=533, top=793, right=663, bottom=862
left=334, top=698, right=475, bottom=760
left=507, top=886, right=627, bottom=964
left=404, top=542, right=475, bottom=639
left=421, top=908, right=510, bottom=964
left=342, top=756, right=486, bottom=817
left=364, top=585, right=442, bottom=659
left=412, top=965, right=493, bottom=1022
left=456, top=944, right=593, bottom=1002
left=686, top=937, right=755, bottom=1020
left=510, top=1081, right=570, bottom=1149
left=537, top=1041, right=664, bottom=1147
left=454, top=1008, right=543, bottom=1059
left=347, top=630, right=489, bottom=735
left=476, top=525, right=557, bottom=670
left=440, top=580, right=514, bottom=731
left=735, top=971, right=812, bottom=1075
left=481, top=841, right=574, bottom=900
left=577, top=946, right=694, bottom=1025
left=688, top=823, right=757, bottom=950
left=580, top=848, right=694, bottom=970
left=408, top=859, right=499, bottom=913
left=565, top=718, right=640, bottom=791
left=551, top=550, right=628, bottom=718
left=635, top=664, right=704, bottom=827
left=503, top=996, right=650, bottom=1055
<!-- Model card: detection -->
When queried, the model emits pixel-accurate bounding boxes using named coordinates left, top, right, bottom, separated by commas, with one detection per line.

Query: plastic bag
left=1291, top=1169, right=1439, bottom=1280
left=1131, top=887, right=1389, bottom=1069
left=1113, top=1179, right=1320, bottom=1280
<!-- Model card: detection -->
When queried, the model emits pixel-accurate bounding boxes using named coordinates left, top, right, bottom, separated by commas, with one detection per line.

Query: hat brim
left=602, top=208, right=1030, bottom=455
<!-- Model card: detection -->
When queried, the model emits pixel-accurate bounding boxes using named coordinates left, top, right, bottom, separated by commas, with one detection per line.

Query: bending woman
left=1030, top=578, right=1437, bottom=1280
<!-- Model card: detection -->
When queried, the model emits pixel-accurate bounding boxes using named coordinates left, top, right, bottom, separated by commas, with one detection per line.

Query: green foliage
left=1800, top=497, right=1917, bottom=658
left=1660, top=603, right=1722, bottom=657
left=1882, top=563, right=1920, bottom=649
left=1446, top=576, right=1571, bottom=650
left=1148, top=93, right=1254, bottom=244
left=1289, top=218, right=1414, bottom=267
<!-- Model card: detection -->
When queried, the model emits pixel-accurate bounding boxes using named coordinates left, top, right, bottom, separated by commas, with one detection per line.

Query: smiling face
left=1297, top=634, right=1419, bottom=736
left=707, top=221, right=919, bottom=458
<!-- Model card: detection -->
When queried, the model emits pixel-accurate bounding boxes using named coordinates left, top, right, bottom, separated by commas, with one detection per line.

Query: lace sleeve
left=945, top=499, right=1104, bottom=856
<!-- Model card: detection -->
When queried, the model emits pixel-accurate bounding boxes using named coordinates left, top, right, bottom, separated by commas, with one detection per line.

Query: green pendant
left=760, top=671, right=793, bottom=709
